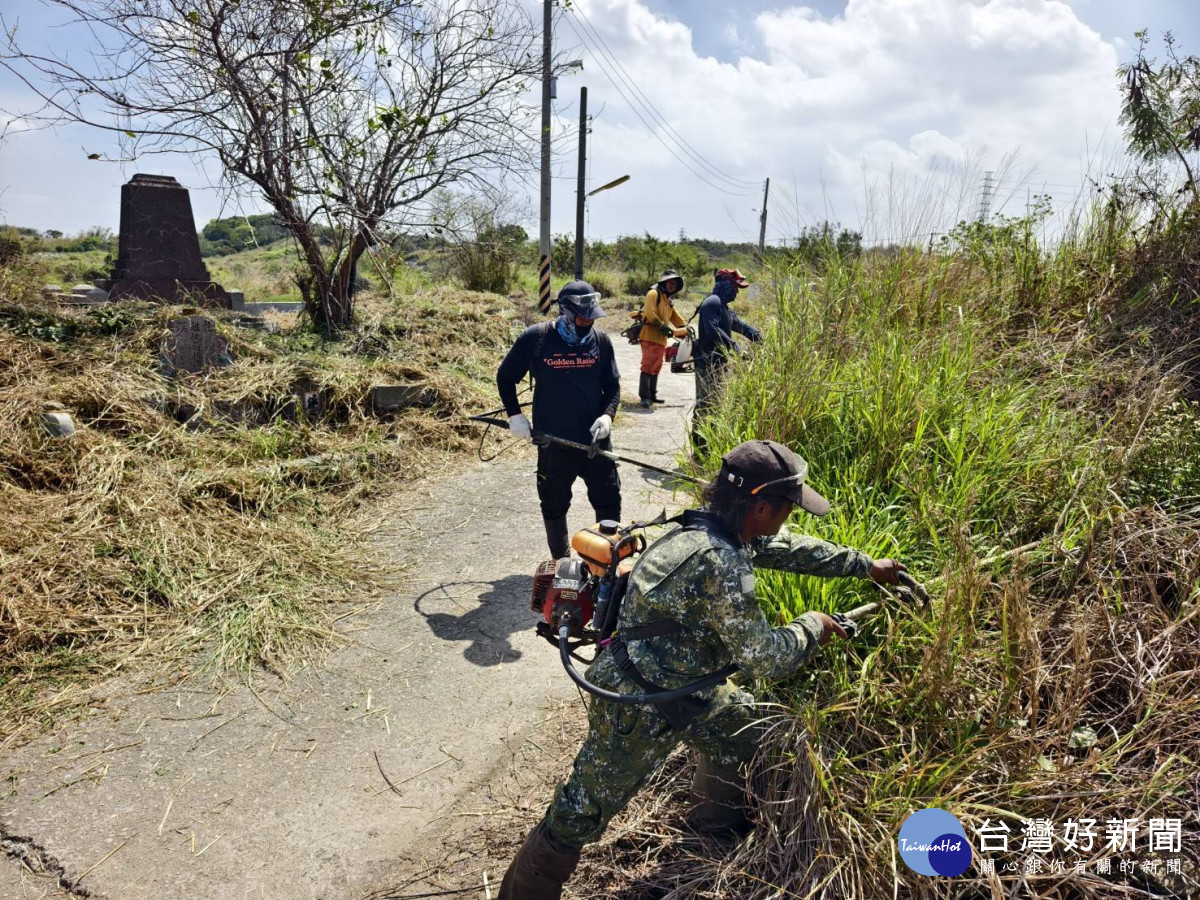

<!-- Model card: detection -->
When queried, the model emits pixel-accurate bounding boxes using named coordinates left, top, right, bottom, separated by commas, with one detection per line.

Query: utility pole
left=573, top=86, right=588, bottom=282
left=758, top=177, right=770, bottom=257
left=538, top=0, right=553, bottom=314
left=977, top=171, right=995, bottom=224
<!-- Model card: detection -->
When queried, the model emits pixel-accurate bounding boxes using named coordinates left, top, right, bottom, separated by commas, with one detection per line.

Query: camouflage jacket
left=589, top=510, right=874, bottom=694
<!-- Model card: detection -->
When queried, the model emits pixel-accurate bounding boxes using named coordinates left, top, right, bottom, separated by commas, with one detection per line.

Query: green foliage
left=706, top=277, right=1099, bottom=620
left=940, top=199, right=1055, bottom=310
left=34, top=226, right=117, bottom=255
left=450, top=216, right=525, bottom=294
left=550, top=233, right=575, bottom=275
left=1119, top=31, right=1200, bottom=201
left=610, top=232, right=711, bottom=295
left=682, top=201, right=1200, bottom=894
left=1126, top=400, right=1200, bottom=504
left=200, top=214, right=291, bottom=256
left=769, top=221, right=863, bottom=270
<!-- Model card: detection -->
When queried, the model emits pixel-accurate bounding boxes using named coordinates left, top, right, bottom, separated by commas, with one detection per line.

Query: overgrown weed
left=581, top=197, right=1200, bottom=897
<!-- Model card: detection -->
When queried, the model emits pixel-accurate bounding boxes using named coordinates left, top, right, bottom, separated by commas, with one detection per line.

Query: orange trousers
left=640, top=340, right=667, bottom=376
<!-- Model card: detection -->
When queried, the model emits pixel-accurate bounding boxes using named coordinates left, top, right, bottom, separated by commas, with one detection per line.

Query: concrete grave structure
left=101, top=174, right=230, bottom=307
left=371, top=382, right=434, bottom=415
left=161, top=315, right=233, bottom=375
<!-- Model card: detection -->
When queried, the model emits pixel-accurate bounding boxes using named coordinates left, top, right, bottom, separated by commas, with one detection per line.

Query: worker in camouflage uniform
left=498, top=439, right=909, bottom=899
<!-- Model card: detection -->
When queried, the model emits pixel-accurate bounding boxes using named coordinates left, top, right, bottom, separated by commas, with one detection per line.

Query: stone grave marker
left=371, top=382, right=434, bottom=415
left=100, top=174, right=230, bottom=307
left=161, top=316, right=233, bottom=375
left=274, top=376, right=325, bottom=423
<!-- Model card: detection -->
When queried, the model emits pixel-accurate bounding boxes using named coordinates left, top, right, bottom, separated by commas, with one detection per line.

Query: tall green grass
left=669, top=221, right=1200, bottom=896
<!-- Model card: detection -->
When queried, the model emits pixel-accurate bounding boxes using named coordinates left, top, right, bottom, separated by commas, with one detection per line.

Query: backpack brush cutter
left=470, top=414, right=930, bottom=705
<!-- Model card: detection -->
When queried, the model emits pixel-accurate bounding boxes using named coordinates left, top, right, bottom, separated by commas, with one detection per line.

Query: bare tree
left=1, top=0, right=541, bottom=330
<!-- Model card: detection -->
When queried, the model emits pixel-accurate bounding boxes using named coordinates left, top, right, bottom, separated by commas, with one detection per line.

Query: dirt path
left=1, top=337, right=695, bottom=899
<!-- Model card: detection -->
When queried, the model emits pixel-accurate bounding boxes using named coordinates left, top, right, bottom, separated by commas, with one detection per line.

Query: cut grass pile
left=0, top=264, right=529, bottom=750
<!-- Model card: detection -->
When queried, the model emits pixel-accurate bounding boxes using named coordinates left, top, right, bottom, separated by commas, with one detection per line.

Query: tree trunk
left=315, top=230, right=374, bottom=333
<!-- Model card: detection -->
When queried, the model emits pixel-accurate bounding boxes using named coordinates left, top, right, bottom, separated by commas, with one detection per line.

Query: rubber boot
left=544, top=515, right=570, bottom=560
left=650, top=373, right=666, bottom=403
left=686, top=756, right=751, bottom=836
left=638, top=373, right=652, bottom=409
left=498, top=820, right=580, bottom=900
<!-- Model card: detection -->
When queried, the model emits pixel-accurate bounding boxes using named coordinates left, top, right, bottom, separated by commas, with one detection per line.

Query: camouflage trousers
left=544, top=653, right=763, bottom=850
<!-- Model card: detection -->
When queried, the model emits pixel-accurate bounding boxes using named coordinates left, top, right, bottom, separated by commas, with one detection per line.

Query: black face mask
left=575, top=321, right=593, bottom=337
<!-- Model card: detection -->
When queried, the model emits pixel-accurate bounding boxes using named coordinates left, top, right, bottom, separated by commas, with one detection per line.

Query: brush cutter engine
left=526, top=515, right=930, bottom=712
left=528, top=516, right=751, bottom=711
left=530, top=519, right=646, bottom=648
left=531, top=557, right=595, bottom=637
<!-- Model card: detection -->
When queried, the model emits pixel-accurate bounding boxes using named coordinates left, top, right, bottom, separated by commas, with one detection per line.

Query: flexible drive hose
left=557, top=626, right=734, bottom=705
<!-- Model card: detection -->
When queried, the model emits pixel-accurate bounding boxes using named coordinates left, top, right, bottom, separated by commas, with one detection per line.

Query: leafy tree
left=3, top=0, right=541, bottom=331
left=551, top=233, right=576, bottom=276
left=201, top=218, right=256, bottom=256
left=785, top=222, right=862, bottom=266
left=1119, top=31, right=1200, bottom=204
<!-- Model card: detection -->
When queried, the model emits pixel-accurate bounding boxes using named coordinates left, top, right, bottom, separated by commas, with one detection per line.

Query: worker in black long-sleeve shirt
left=693, top=268, right=761, bottom=454
left=497, top=281, right=622, bottom=559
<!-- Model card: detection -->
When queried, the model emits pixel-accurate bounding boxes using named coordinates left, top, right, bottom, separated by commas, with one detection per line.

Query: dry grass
left=0, top=268, right=526, bottom=750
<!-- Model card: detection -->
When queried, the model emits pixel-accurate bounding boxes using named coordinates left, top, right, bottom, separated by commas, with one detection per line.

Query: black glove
left=831, top=613, right=858, bottom=639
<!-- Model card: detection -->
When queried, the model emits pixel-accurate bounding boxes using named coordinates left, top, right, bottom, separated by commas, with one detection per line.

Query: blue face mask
left=556, top=311, right=598, bottom=354
left=712, top=279, right=739, bottom=304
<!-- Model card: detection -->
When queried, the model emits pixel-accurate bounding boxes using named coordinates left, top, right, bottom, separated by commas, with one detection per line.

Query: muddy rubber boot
left=498, top=820, right=580, bottom=900
left=638, top=373, right=652, bottom=409
left=687, top=756, right=751, bottom=836
left=650, top=373, right=666, bottom=403
left=544, top=515, right=570, bottom=560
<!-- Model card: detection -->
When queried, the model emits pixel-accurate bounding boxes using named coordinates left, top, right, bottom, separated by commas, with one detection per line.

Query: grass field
left=573, top=203, right=1200, bottom=897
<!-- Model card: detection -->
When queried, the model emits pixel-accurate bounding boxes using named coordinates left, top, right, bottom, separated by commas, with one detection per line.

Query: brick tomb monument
left=100, top=174, right=229, bottom=307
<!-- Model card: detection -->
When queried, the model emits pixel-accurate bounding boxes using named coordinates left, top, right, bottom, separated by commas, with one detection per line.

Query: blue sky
left=2, top=1, right=1199, bottom=243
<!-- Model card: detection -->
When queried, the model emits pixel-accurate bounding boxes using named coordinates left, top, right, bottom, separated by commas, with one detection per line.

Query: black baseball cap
left=557, top=280, right=606, bottom=319
left=720, top=440, right=831, bottom=516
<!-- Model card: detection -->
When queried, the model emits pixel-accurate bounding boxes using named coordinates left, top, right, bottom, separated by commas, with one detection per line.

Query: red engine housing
left=531, top=558, right=595, bottom=635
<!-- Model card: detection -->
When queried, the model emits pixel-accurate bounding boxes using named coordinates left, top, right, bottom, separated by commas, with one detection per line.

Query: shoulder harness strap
left=528, top=321, right=554, bottom=386
left=601, top=508, right=742, bottom=728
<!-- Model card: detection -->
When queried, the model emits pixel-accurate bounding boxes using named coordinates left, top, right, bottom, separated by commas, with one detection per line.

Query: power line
left=561, top=15, right=758, bottom=199
left=571, top=2, right=760, bottom=193
left=564, top=2, right=758, bottom=195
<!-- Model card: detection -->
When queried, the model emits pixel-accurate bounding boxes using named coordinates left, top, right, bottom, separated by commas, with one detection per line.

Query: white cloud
left=561, top=0, right=1123, bottom=245
left=1, top=0, right=1125, bottom=242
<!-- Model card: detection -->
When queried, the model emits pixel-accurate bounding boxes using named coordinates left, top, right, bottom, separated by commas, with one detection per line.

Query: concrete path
left=0, top=337, right=695, bottom=899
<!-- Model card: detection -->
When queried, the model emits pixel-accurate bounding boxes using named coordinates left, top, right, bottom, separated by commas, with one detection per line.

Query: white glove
left=508, top=413, right=532, bottom=441
left=589, top=414, right=612, bottom=442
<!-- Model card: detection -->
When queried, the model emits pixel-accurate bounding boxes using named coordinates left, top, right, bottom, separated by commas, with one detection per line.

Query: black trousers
left=536, top=442, right=621, bottom=523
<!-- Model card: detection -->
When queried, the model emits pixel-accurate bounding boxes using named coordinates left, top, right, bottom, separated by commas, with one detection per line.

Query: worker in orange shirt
left=636, top=270, right=689, bottom=410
